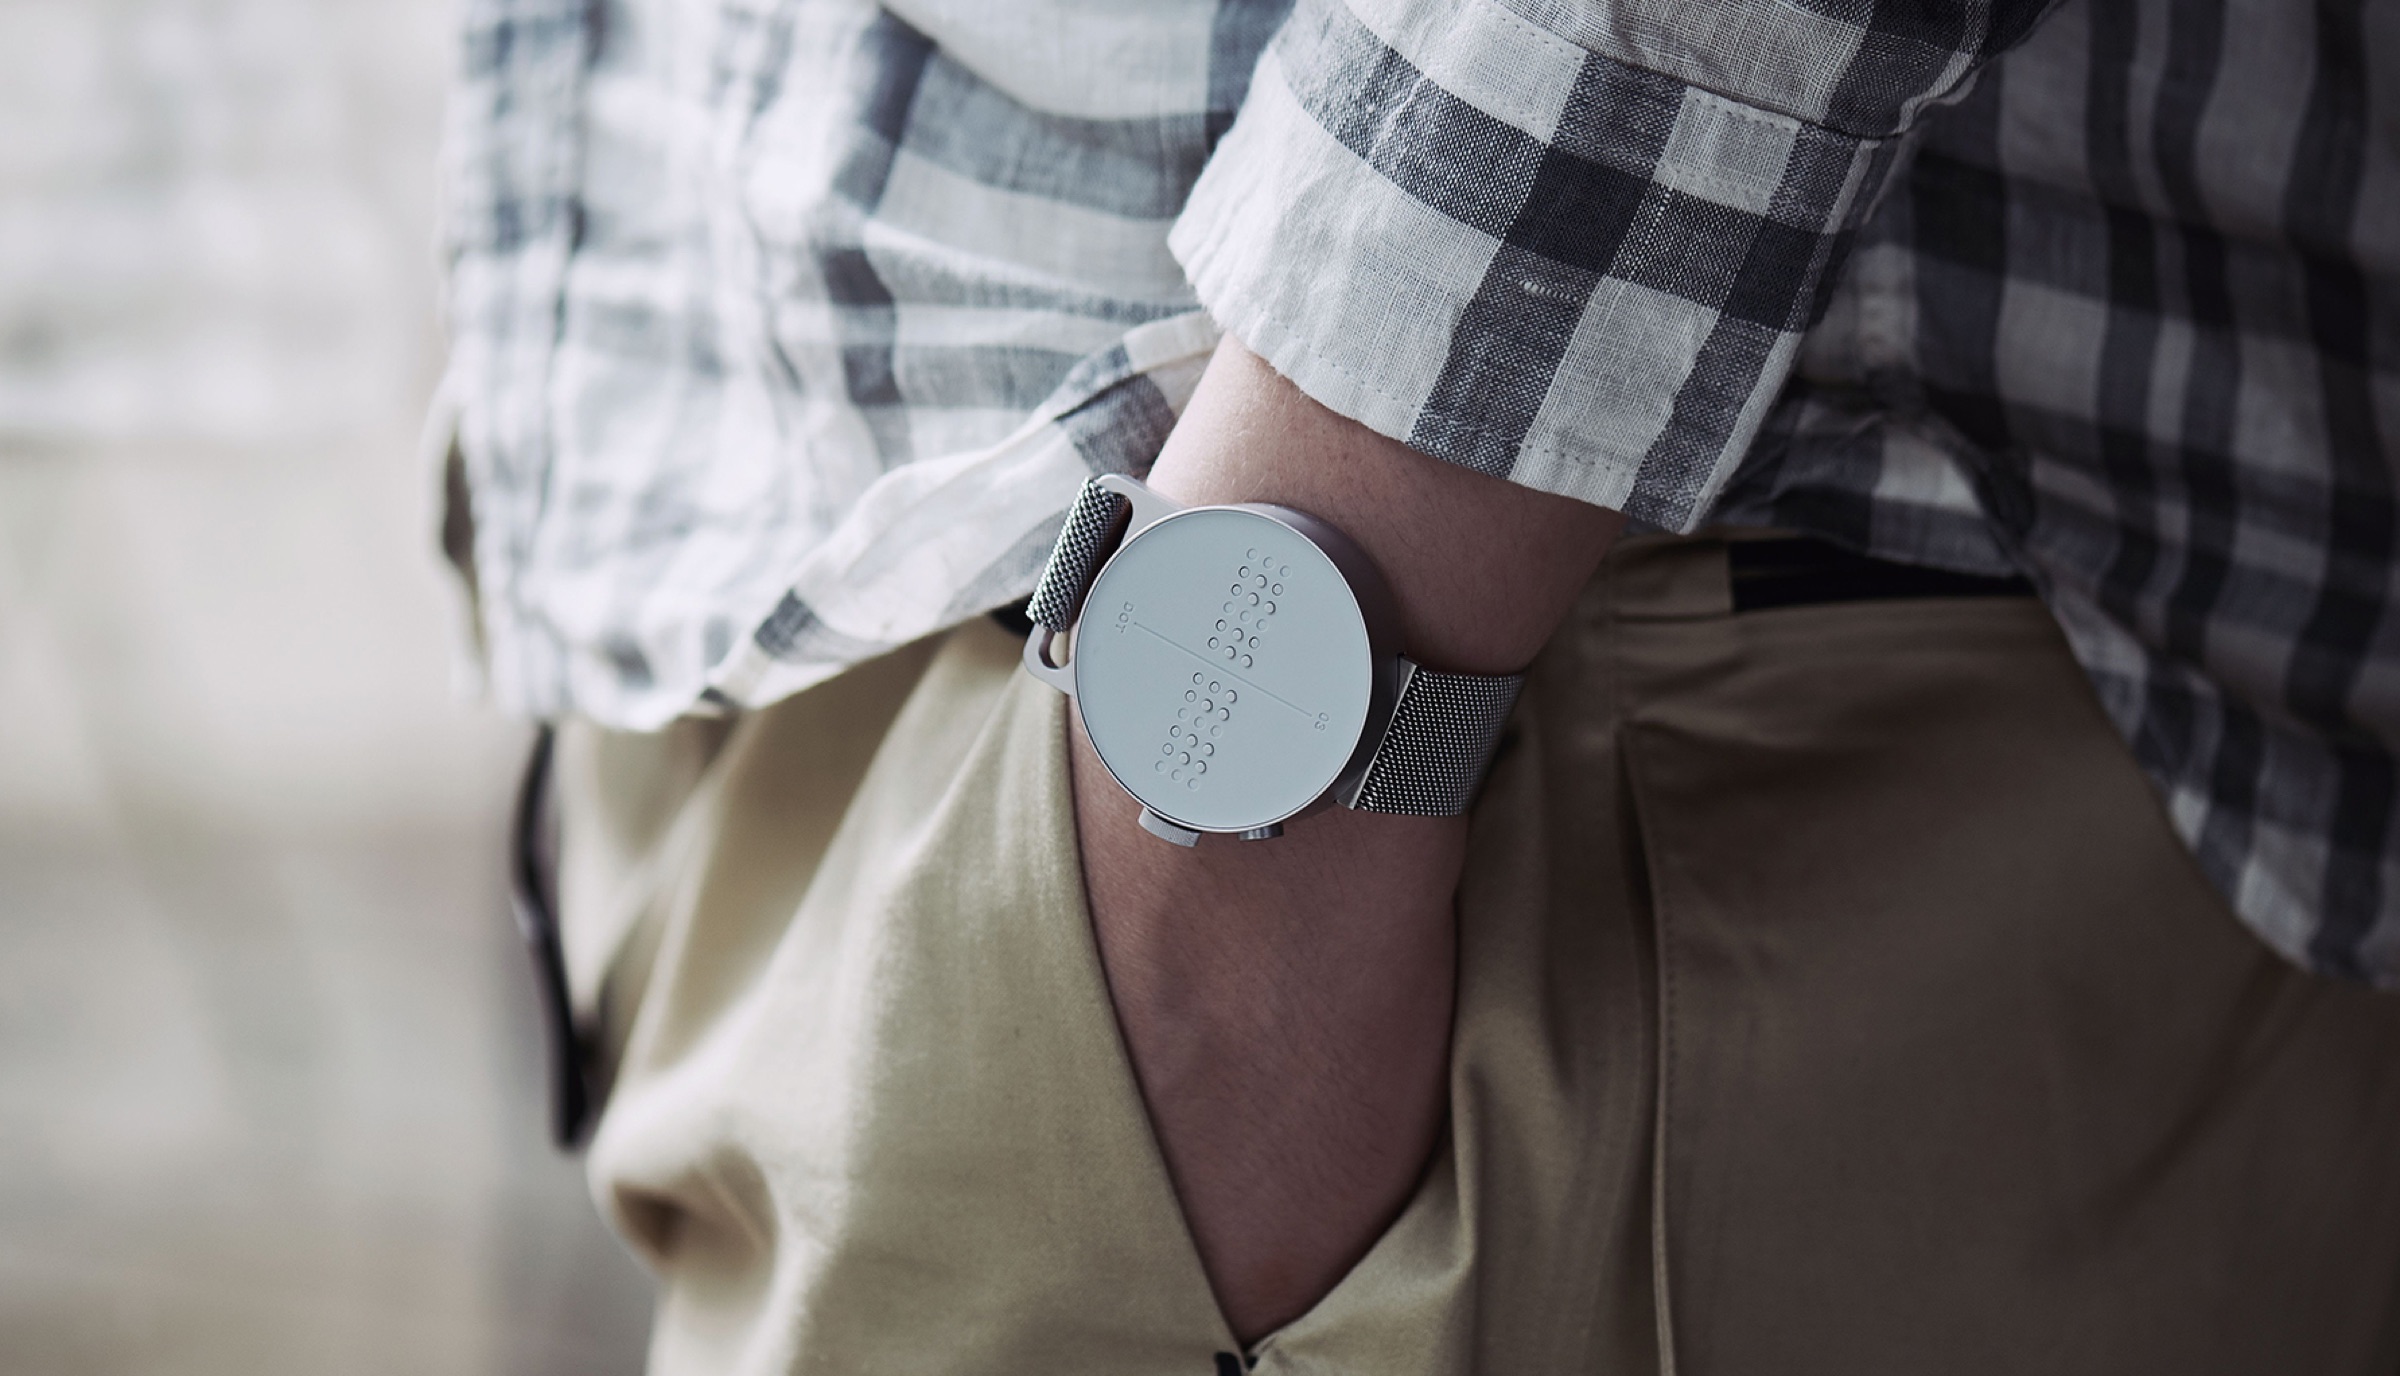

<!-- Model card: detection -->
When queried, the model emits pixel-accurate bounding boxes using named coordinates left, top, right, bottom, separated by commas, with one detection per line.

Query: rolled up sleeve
left=1169, top=0, right=2056, bottom=529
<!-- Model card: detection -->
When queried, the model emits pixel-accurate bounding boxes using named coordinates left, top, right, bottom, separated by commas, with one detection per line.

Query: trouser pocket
left=583, top=619, right=1238, bottom=1375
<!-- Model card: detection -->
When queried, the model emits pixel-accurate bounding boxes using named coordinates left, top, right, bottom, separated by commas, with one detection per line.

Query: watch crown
left=1236, top=824, right=1284, bottom=841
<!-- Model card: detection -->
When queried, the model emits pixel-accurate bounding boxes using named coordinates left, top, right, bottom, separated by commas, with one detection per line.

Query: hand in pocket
left=1070, top=714, right=1465, bottom=1343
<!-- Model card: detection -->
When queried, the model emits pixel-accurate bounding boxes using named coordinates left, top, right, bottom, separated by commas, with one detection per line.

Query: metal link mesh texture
left=1353, top=667, right=1524, bottom=816
left=1026, top=480, right=1131, bottom=632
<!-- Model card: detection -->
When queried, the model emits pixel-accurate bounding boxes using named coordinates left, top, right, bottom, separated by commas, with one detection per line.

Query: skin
left=1071, top=337, right=1624, bottom=1340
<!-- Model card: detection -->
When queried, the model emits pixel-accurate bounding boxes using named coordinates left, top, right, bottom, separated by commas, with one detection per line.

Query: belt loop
left=1601, top=532, right=1738, bottom=621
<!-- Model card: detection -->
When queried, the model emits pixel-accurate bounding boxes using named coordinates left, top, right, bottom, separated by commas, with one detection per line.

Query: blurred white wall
left=0, top=0, right=484, bottom=827
left=0, top=1, right=654, bottom=1371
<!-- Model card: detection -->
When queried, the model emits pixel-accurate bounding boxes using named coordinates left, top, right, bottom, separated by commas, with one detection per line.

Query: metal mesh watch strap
left=1351, top=664, right=1524, bottom=817
left=1027, top=479, right=1131, bottom=632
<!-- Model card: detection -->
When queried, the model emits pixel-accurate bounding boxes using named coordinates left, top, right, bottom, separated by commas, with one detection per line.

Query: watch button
left=1236, top=824, right=1284, bottom=842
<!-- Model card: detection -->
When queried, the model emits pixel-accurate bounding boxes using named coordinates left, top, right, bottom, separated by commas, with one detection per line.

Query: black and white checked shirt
left=440, top=0, right=2400, bottom=985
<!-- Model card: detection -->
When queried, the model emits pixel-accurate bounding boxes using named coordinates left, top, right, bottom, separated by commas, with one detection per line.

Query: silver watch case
left=1024, top=474, right=1408, bottom=844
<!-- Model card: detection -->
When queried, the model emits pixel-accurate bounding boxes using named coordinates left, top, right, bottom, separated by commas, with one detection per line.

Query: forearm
left=1075, top=337, right=1621, bottom=1340
left=1139, top=343, right=1623, bottom=675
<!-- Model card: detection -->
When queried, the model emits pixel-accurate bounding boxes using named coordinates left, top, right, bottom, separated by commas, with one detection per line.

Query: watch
left=1021, top=473, right=1524, bottom=846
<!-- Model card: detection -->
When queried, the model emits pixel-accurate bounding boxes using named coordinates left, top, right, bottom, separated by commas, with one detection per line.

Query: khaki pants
left=554, top=534, right=2400, bottom=1375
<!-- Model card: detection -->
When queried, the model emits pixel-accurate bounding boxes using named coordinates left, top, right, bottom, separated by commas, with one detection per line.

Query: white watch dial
left=1075, top=506, right=1374, bottom=833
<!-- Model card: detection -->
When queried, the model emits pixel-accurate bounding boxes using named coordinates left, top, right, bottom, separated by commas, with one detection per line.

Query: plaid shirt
left=440, top=0, right=2400, bottom=986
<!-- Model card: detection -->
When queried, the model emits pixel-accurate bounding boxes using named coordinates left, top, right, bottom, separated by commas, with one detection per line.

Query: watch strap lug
left=1021, top=626, right=1076, bottom=693
left=1023, top=475, right=1183, bottom=698
left=1138, top=806, right=1203, bottom=847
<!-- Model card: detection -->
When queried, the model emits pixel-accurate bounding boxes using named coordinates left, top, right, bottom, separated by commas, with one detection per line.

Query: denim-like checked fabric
left=440, top=0, right=1252, bottom=731
left=1712, top=1, right=2400, bottom=985
left=440, top=0, right=2400, bottom=984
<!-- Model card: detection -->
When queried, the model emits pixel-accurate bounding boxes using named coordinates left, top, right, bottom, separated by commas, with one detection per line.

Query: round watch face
left=1074, top=506, right=1374, bottom=833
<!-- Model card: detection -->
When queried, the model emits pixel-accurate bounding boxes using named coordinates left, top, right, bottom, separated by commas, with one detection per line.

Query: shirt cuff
left=1168, top=0, right=1916, bottom=531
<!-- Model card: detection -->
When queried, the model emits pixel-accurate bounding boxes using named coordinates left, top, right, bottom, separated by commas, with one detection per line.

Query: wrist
left=1146, top=337, right=1622, bottom=676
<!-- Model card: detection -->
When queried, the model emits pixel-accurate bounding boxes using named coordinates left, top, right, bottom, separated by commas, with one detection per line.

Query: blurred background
left=0, top=0, right=655, bottom=1370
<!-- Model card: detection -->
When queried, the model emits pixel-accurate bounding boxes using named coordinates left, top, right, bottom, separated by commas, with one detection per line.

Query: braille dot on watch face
left=1200, top=742, right=1214, bottom=756
left=1184, top=689, right=1196, bottom=701
left=1241, top=655, right=1254, bottom=668
left=1222, top=689, right=1236, bottom=704
left=1223, top=646, right=1237, bottom=660
left=1154, top=760, right=1166, bottom=772
left=1207, top=637, right=1220, bottom=649
left=1193, top=760, right=1207, bottom=774
left=1239, top=566, right=1250, bottom=577
left=1208, top=681, right=1220, bottom=693
left=1264, top=601, right=1276, bottom=615
left=1176, top=707, right=1188, bottom=720
left=1271, top=584, right=1283, bottom=596
left=1198, top=699, right=1213, bottom=714
left=1247, top=592, right=1261, bottom=606
left=1171, top=768, right=1183, bottom=780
